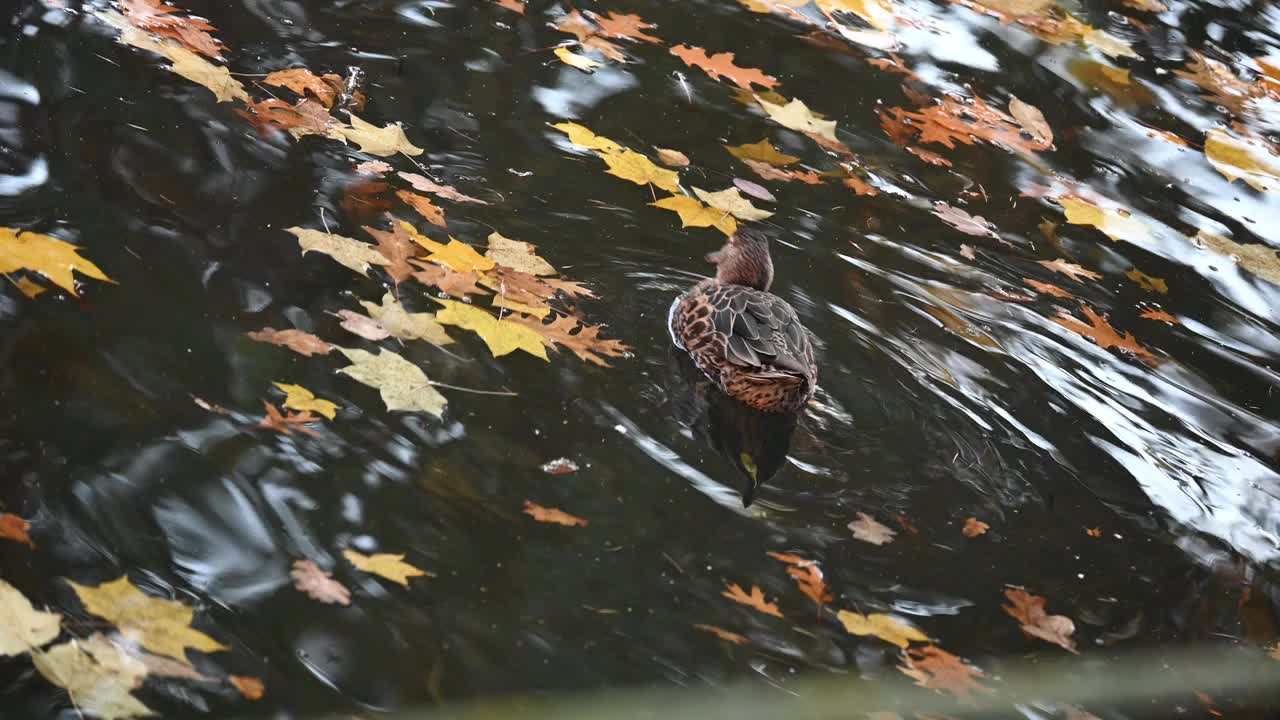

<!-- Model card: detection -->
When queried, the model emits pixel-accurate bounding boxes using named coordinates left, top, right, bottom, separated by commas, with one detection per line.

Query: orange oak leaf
left=262, top=68, right=345, bottom=108
left=258, top=402, right=321, bottom=437
left=1024, top=278, right=1073, bottom=298
left=290, top=560, right=351, bottom=606
left=595, top=12, right=661, bottom=43
left=396, top=190, right=446, bottom=227
left=121, top=0, right=225, bottom=58
left=844, top=176, right=879, bottom=196
left=0, top=513, right=33, bottom=547
left=961, top=517, right=989, bottom=537
left=495, top=0, right=525, bottom=14
left=229, top=675, right=265, bottom=701
left=898, top=645, right=993, bottom=701
left=236, top=98, right=336, bottom=136
left=1085, top=527, right=1103, bottom=538
left=1002, top=587, right=1078, bottom=653
left=767, top=552, right=834, bottom=612
left=908, top=146, right=953, bottom=167
left=523, top=500, right=588, bottom=527
left=883, top=92, right=1053, bottom=155
left=1139, top=307, right=1178, bottom=323
left=1038, top=259, right=1101, bottom=282
left=1052, top=303, right=1155, bottom=363
left=247, top=328, right=332, bottom=356
left=513, top=314, right=630, bottom=367
left=722, top=582, right=783, bottom=617
left=556, top=10, right=626, bottom=61
left=694, top=623, right=748, bottom=644
left=670, top=45, right=778, bottom=90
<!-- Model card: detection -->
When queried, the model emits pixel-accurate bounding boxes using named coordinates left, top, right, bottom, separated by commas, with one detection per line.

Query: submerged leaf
left=848, top=512, right=896, bottom=545
left=898, top=645, right=993, bottom=701
left=0, top=514, right=33, bottom=548
left=335, top=346, right=448, bottom=416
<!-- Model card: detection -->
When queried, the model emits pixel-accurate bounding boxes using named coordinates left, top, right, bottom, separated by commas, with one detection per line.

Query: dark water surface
left=3, top=0, right=1280, bottom=717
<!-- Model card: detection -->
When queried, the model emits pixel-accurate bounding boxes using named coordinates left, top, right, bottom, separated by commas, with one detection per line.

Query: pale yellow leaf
left=359, top=292, right=455, bottom=346
left=656, top=148, right=690, bottom=167
left=757, top=96, right=840, bottom=146
left=554, top=46, right=602, bottom=72
left=650, top=195, right=738, bottom=236
left=598, top=149, right=682, bottom=193
left=334, top=346, right=447, bottom=416
left=486, top=232, right=557, bottom=275
left=161, top=44, right=249, bottom=103
left=0, top=580, right=61, bottom=657
left=68, top=576, right=229, bottom=665
left=1059, top=197, right=1149, bottom=243
left=837, top=611, right=929, bottom=648
left=551, top=122, right=624, bottom=154
left=272, top=382, right=339, bottom=420
left=1082, top=27, right=1139, bottom=59
left=725, top=138, right=801, bottom=166
left=336, top=115, right=424, bottom=157
left=433, top=299, right=549, bottom=360
left=0, top=228, right=113, bottom=297
left=287, top=227, right=389, bottom=276
left=343, top=549, right=428, bottom=586
left=692, top=186, right=774, bottom=221
left=34, top=638, right=154, bottom=720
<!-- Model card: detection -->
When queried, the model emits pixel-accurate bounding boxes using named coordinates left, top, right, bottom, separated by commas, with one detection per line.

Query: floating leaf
left=555, top=10, right=627, bottom=61
left=248, top=328, right=332, bottom=356
left=337, top=115, right=424, bottom=157
left=360, top=292, right=455, bottom=346
left=272, top=382, right=338, bottom=420
left=486, top=233, right=557, bottom=276
left=554, top=46, right=602, bottom=73
left=1037, top=259, right=1101, bottom=282
left=1204, top=128, right=1280, bottom=192
left=757, top=96, right=841, bottom=147
left=1052, top=303, right=1154, bottom=362
left=693, top=186, right=775, bottom=221
left=848, top=512, right=896, bottom=545
left=397, top=172, right=488, bottom=204
left=263, top=67, right=344, bottom=107
left=1194, top=230, right=1280, bottom=287
left=767, top=552, right=833, bottom=611
left=721, top=583, right=783, bottom=618
left=693, top=624, right=748, bottom=644
left=1024, top=278, right=1072, bottom=298
left=898, top=645, right=993, bottom=701
left=1009, top=96, right=1053, bottom=146
left=933, top=202, right=997, bottom=237
left=0, top=580, right=61, bottom=656
left=426, top=239, right=497, bottom=273
left=396, top=190, right=447, bottom=227
left=335, top=346, right=448, bottom=416
left=595, top=12, right=662, bottom=43
left=1125, top=269, right=1168, bottom=294
left=364, top=222, right=418, bottom=286
left=0, top=513, right=33, bottom=548
left=670, top=45, right=778, bottom=89
left=121, top=0, right=224, bottom=58
left=656, top=148, right=690, bottom=167
left=734, top=178, right=776, bottom=203
left=336, top=308, right=390, bottom=340
left=410, top=262, right=490, bottom=298
left=33, top=637, right=153, bottom=720
left=1139, top=307, right=1177, bottom=323
left=523, top=500, right=589, bottom=526
left=818, top=0, right=897, bottom=30
left=343, top=549, right=428, bottom=586
left=290, top=560, right=351, bottom=606
left=515, top=315, right=630, bottom=367
left=552, top=122, right=624, bottom=154
left=68, top=576, right=229, bottom=665
left=433, top=299, right=548, bottom=360
left=725, top=139, right=800, bottom=166
left=837, top=611, right=929, bottom=648
left=1059, top=197, right=1150, bottom=243
left=158, top=43, right=248, bottom=103
left=229, top=675, right=265, bottom=701
left=1003, top=587, right=1078, bottom=653
left=0, top=228, right=113, bottom=297
left=288, top=227, right=389, bottom=276
left=258, top=402, right=320, bottom=436
left=599, top=149, right=682, bottom=193
left=651, top=194, right=738, bottom=236
left=962, top=517, right=990, bottom=537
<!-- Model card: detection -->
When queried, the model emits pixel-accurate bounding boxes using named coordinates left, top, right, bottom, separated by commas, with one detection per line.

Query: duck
left=669, top=228, right=817, bottom=413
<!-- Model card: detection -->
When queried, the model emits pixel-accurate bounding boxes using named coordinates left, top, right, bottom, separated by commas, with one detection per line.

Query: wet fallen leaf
left=541, top=458, right=579, bottom=475
left=33, top=637, right=153, bottom=720
left=515, top=314, right=631, bottom=367
left=257, top=402, right=320, bottom=437
left=495, top=0, right=525, bottom=13
left=338, top=178, right=393, bottom=218
left=656, top=148, right=690, bottom=167
left=1052, top=303, right=1154, bottom=362
left=767, top=552, right=833, bottom=611
left=122, top=0, right=224, bottom=58
left=434, top=299, right=548, bottom=359
left=757, top=96, right=842, bottom=148
left=237, top=97, right=338, bottom=137
left=335, top=346, right=448, bottom=416
left=397, top=190, right=447, bottom=227
left=411, top=262, right=490, bottom=298
left=651, top=194, right=738, bottom=236
left=693, top=624, right=748, bottom=644
left=1059, top=197, right=1150, bottom=243
left=883, top=92, right=1052, bottom=155
left=694, top=186, right=774, bottom=221
left=355, top=160, right=392, bottom=177
left=290, top=560, right=351, bottom=606
left=263, top=68, right=344, bottom=107
left=361, top=292, right=455, bottom=346
left=424, top=238, right=497, bottom=274
left=397, top=172, right=488, bottom=204
left=69, top=576, right=229, bottom=664
left=595, top=12, right=662, bottom=43
left=555, top=10, right=627, bottom=61
left=555, top=46, right=602, bottom=73
left=486, top=233, right=557, bottom=276
left=1085, top=527, right=1103, bottom=538
left=247, top=327, right=332, bottom=356
left=962, top=517, right=990, bottom=537
left=229, top=675, right=265, bottom=701
left=523, top=500, right=589, bottom=526
left=0, top=228, right=113, bottom=296
left=552, top=122, right=624, bottom=154
left=0, top=514, right=33, bottom=548
left=157, top=42, right=249, bottom=103
left=1176, top=52, right=1262, bottom=117
left=1138, top=307, right=1177, bottom=323
left=849, top=512, right=896, bottom=545
left=933, top=202, right=997, bottom=237
left=273, top=382, right=338, bottom=420
left=726, top=138, right=801, bottom=166
left=336, top=115, right=424, bottom=157
left=14, top=276, right=46, bottom=298
left=898, top=645, right=993, bottom=701
left=599, top=149, right=682, bottom=193
left=362, top=222, right=418, bottom=286
left=1194, top=230, right=1280, bottom=286
left=1204, top=128, right=1280, bottom=192
left=0, top=580, right=61, bottom=656
left=289, top=226, right=389, bottom=276
left=1009, top=96, right=1054, bottom=146
left=1125, top=269, right=1168, bottom=294
left=837, top=611, right=929, bottom=648
left=1024, top=278, right=1073, bottom=298
left=721, top=582, right=783, bottom=618
left=671, top=45, right=778, bottom=89
left=843, top=175, right=879, bottom=196
left=343, top=549, right=428, bottom=586
left=1003, top=587, right=1078, bottom=653
left=1038, top=259, right=1101, bottom=282
left=734, top=178, right=776, bottom=202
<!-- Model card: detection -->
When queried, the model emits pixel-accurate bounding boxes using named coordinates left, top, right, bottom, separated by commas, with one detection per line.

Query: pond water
left=2, top=0, right=1280, bottom=717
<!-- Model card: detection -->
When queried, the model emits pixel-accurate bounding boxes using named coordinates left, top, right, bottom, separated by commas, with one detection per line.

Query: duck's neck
left=715, top=245, right=774, bottom=292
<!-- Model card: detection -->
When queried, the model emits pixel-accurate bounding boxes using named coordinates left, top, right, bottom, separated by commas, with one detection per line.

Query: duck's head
left=706, top=228, right=774, bottom=292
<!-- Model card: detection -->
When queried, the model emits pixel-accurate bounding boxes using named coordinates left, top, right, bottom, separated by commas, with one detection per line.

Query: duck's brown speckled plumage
left=671, top=229, right=817, bottom=413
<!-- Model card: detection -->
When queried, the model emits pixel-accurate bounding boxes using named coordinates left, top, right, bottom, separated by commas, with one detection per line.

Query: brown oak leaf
left=396, top=191, right=446, bottom=227
left=1002, top=587, right=1078, bottom=653
left=670, top=45, right=778, bottom=89
left=364, top=222, right=418, bottom=286
left=247, top=328, right=332, bottom=356
left=1052, top=303, right=1155, bottom=363
left=262, top=68, right=345, bottom=108
left=514, top=314, right=630, bottom=367
left=898, top=645, right=993, bottom=701
left=410, top=261, right=491, bottom=298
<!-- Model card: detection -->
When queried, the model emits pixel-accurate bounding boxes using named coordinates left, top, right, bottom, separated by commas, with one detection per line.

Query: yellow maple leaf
left=725, top=138, right=801, bottom=166
left=837, top=611, right=930, bottom=648
left=427, top=239, right=497, bottom=273
left=551, top=122, right=624, bottom=154
left=334, top=347, right=447, bottom=416
left=335, top=115, right=424, bottom=157
left=398, top=220, right=447, bottom=254
left=0, top=228, right=113, bottom=297
left=272, top=382, right=338, bottom=420
left=650, top=195, right=738, bottom=236
left=0, top=580, right=61, bottom=657
left=68, top=576, right=229, bottom=665
left=598, top=149, right=682, bottom=193
left=757, top=96, right=840, bottom=146
left=433, top=299, right=549, bottom=360
left=486, top=232, right=557, bottom=276
left=343, top=549, right=428, bottom=587
left=554, top=46, right=602, bottom=72
left=1059, top=197, right=1150, bottom=243
left=1205, top=128, right=1280, bottom=192
left=693, top=186, right=774, bottom=221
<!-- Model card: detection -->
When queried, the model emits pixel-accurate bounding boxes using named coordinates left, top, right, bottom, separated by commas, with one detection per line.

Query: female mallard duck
left=670, top=228, right=817, bottom=413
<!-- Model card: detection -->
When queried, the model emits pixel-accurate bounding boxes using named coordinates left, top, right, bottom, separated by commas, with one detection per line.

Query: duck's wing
left=706, top=285, right=812, bottom=379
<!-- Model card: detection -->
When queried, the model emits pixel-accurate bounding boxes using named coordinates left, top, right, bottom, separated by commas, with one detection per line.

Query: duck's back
left=673, top=279, right=816, bottom=413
